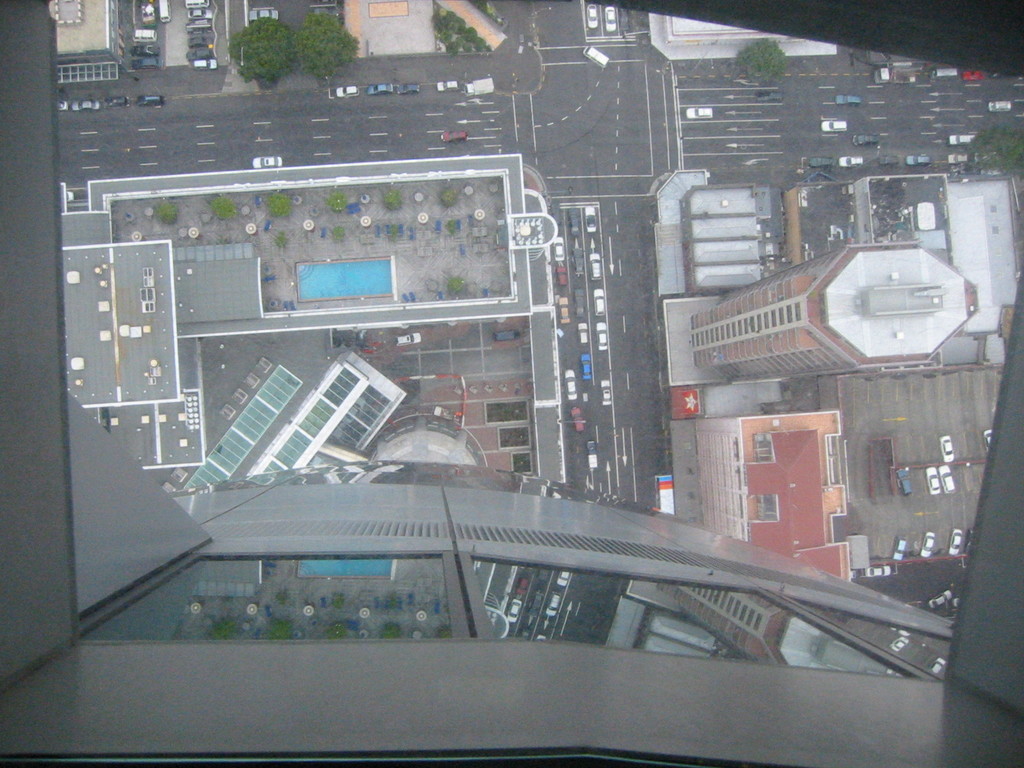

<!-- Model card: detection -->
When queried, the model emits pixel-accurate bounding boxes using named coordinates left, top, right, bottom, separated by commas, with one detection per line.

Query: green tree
left=736, top=39, right=787, bottom=80
left=210, top=620, right=239, bottom=640
left=380, top=622, right=402, bottom=639
left=326, top=622, right=348, bottom=639
left=274, top=231, right=288, bottom=248
left=439, top=187, right=458, bottom=207
left=229, top=18, right=297, bottom=85
left=155, top=201, right=178, bottom=225
left=971, top=127, right=1024, bottom=173
left=331, top=593, right=346, bottom=610
left=267, top=619, right=294, bottom=640
left=331, top=225, right=346, bottom=242
left=275, top=589, right=290, bottom=605
left=209, top=196, right=237, bottom=220
left=446, top=275, right=466, bottom=295
left=326, top=190, right=348, bottom=212
left=382, top=188, right=403, bottom=211
left=267, top=192, right=292, bottom=217
left=295, top=13, right=358, bottom=79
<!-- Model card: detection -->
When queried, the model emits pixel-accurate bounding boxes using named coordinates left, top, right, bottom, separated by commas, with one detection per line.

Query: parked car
left=600, top=379, right=611, bottom=406
left=595, top=321, right=608, bottom=351
left=905, top=154, right=932, bottom=166
left=984, top=429, right=993, bottom=449
left=192, top=57, right=218, bottom=70
left=515, top=576, right=529, bottom=596
left=807, top=156, right=836, bottom=168
left=878, top=155, right=900, bottom=165
left=586, top=440, right=598, bottom=469
left=578, top=323, right=589, bottom=345
left=545, top=592, right=562, bottom=618
left=938, top=464, right=955, bottom=493
left=940, top=435, right=955, bottom=462
left=839, top=156, right=863, bottom=167
left=834, top=94, right=862, bottom=105
left=988, top=100, right=1012, bottom=112
left=926, top=466, right=941, bottom=495
left=248, top=8, right=279, bottom=21
left=131, top=57, right=161, bottom=70
left=686, top=107, right=713, bottom=119
left=555, top=264, right=568, bottom=286
left=584, top=205, right=597, bottom=233
left=852, top=134, right=880, bottom=146
left=863, top=565, right=893, bottom=577
left=928, top=590, right=953, bottom=609
left=436, top=80, right=458, bottom=91
left=948, top=134, right=976, bottom=145
left=556, top=570, right=570, bottom=588
left=580, top=353, right=593, bottom=381
left=948, top=528, right=964, bottom=556
left=586, top=4, right=599, bottom=29
left=564, top=369, right=577, bottom=401
left=603, top=5, right=617, bottom=33
left=395, top=333, right=422, bottom=346
left=557, top=296, right=570, bottom=324
left=135, top=94, right=164, bottom=107
left=252, top=156, right=282, bottom=169
left=104, top=96, right=130, bottom=107
left=895, top=467, right=912, bottom=496
left=593, top=288, right=605, bottom=316
left=493, top=329, right=520, bottom=342
left=57, top=99, right=69, bottom=111
left=365, top=83, right=395, bottom=96
left=130, top=44, right=160, bottom=57
left=893, top=537, right=909, bottom=560
left=552, top=237, right=565, bottom=262
left=754, top=90, right=782, bottom=103
left=961, top=70, right=985, bottom=80
left=331, top=86, right=358, bottom=98
left=71, top=99, right=101, bottom=111
left=569, top=407, right=585, bottom=432
left=890, top=635, right=910, bottom=652
left=397, top=83, right=421, bottom=94
left=589, top=252, right=602, bottom=280
left=920, top=531, right=937, bottom=557
left=441, top=130, right=468, bottom=143
left=573, top=288, right=586, bottom=315
left=507, top=598, right=522, bottom=623
left=188, top=8, right=214, bottom=19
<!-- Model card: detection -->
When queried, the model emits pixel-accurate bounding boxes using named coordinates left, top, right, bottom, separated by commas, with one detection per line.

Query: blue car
left=580, top=353, right=592, bottom=381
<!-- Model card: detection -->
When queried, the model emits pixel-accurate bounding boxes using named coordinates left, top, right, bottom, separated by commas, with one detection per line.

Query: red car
left=961, top=70, right=985, bottom=80
left=441, top=130, right=468, bottom=142
left=555, top=264, right=568, bottom=286
left=570, top=406, right=585, bottom=432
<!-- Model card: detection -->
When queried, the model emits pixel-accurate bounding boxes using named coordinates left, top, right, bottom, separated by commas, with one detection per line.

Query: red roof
left=746, top=430, right=846, bottom=579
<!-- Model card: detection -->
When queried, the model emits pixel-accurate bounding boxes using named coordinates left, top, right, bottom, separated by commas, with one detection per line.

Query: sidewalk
left=435, top=0, right=507, bottom=51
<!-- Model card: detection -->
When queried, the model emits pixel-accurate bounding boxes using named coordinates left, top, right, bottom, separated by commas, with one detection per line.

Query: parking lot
left=833, top=366, right=1001, bottom=560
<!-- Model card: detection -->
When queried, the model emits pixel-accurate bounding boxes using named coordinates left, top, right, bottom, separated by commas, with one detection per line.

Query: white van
left=158, top=0, right=170, bottom=23
left=932, top=67, right=958, bottom=78
left=583, top=46, right=609, bottom=68
left=185, top=0, right=210, bottom=8
left=133, top=28, right=157, bottom=42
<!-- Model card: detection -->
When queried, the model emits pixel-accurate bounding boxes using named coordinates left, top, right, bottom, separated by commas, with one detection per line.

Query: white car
left=589, top=252, right=602, bottom=280
left=838, top=156, right=863, bottom=167
left=545, top=592, right=562, bottom=617
left=600, top=379, right=611, bottom=405
left=821, top=120, right=848, bottom=132
left=938, top=464, right=955, bottom=493
left=584, top=205, right=598, bottom=233
left=552, top=237, right=565, bottom=262
left=507, top=598, right=522, bottom=623
left=586, top=4, right=599, bottom=29
left=889, top=635, right=910, bottom=652
left=948, top=528, right=964, bottom=556
left=331, top=86, right=358, bottom=98
left=988, top=100, right=1012, bottom=112
left=564, top=369, right=577, bottom=401
left=925, top=466, right=941, bottom=495
left=593, top=288, right=605, bottom=316
left=920, top=531, right=937, bottom=557
left=556, top=571, right=570, bottom=587
left=252, top=156, right=282, bottom=169
left=686, top=107, right=713, bottom=119
left=595, top=321, right=608, bottom=351
left=939, top=435, right=955, bottom=462
left=248, top=8, right=279, bottom=22
left=395, top=333, right=422, bottom=346
left=436, top=80, right=458, bottom=91
left=863, top=565, right=892, bottom=577
left=603, top=5, right=617, bottom=33
left=578, top=322, right=589, bottom=345
left=188, top=8, right=214, bottom=19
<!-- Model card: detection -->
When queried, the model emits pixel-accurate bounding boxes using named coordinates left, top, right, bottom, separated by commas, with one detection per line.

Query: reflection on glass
left=85, top=557, right=451, bottom=642
left=472, top=559, right=952, bottom=677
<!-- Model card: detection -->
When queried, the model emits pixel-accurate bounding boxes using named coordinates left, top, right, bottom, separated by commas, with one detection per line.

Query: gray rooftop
left=663, top=296, right=728, bottom=387
left=688, top=187, right=759, bottom=217
left=63, top=241, right=179, bottom=406
left=61, top=211, right=111, bottom=247
left=174, top=258, right=263, bottom=324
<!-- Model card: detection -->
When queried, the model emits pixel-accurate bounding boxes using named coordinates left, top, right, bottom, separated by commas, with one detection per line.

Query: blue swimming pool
left=297, top=559, right=395, bottom=578
left=296, top=259, right=393, bottom=301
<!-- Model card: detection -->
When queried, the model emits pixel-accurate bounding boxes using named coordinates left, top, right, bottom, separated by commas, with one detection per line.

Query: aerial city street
left=55, top=0, right=1020, bottom=623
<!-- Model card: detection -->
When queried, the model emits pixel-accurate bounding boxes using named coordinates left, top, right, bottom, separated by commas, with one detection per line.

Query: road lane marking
left=253, top=120, right=271, bottom=125
left=137, top=127, right=156, bottom=131
left=196, top=141, right=215, bottom=146
left=197, top=158, right=215, bottom=163
left=311, top=117, right=329, bottom=122
left=313, top=135, right=331, bottom=139
left=79, top=130, right=98, bottom=135
left=195, top=124, right=215, bottom=128
left=369, top=132, right=388, bottom=136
